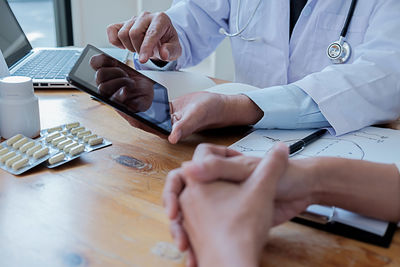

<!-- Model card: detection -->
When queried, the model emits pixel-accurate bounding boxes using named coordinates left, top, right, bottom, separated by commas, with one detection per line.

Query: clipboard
left=291, top=217, right=397, bottom=248
left=292, top=205, right=397, bottom=247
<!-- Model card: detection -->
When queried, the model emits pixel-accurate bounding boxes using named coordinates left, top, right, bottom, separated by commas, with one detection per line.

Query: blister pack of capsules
left=40, top=122, right=112, bottom=168
left=0, top=134, right=52, bottom=175
left=0, top=122, right=112, bottom=175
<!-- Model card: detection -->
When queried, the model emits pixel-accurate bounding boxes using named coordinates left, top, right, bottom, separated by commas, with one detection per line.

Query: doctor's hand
left=178, top=144, right=289, bottom=267
left=168, top=91, right=263, bottom=144
left=107, top=12, right=182, bottom=64
left=115, top=90, right=262, bottom=143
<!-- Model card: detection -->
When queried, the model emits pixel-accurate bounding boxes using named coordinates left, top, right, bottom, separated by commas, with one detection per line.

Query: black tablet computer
left=67, top=44, right=172, bottom=135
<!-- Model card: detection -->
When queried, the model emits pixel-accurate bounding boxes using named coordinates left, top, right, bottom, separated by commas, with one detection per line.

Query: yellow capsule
left=52, top=136, right=67, bottom=146
left=83, top=134, right=97, bottom=143
left=77, top=130, right=92, bottom=139
left=12, top=157, right=29, bottom=171
left=69, top=144, right=85, bottom=156
left=6, top=155, right=22, bottom=168
left=89, top=137, right=104, bottom=146
left=33, top=147, right=49, bottom=159
left=66, top=122, right=80, bottom=129
left=26, top=144, right=42, bottom=157
left=48, top=153, right=65, bottom=165
left=46, top=132, right=61, bottom=143
left=12, top=137, right=29, bottom=149
left=71, top=126, right=85, bottom=135
left=6, top=134, right=23, bottom=146
left=0, top=147, right=9, bottom=156
left=19, top=141, right=35, bottom=153
left=57, top=139, right=73, bottom=149
left=47, top=126, right=63, bottom=133
left=63, top=142, right=78, bottom=153
left=0, top=151, right=16, bottom=164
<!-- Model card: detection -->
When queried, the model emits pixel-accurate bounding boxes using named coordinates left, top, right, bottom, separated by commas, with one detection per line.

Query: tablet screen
left=68, top=45, right=172, bottom=134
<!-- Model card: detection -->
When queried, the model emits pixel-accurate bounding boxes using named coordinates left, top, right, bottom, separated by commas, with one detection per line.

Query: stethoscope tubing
left=219, top=0, right=262, bottom=41
left=341, top=0, right=358, bottom=38
left=221, top=0, right=358, bottom=44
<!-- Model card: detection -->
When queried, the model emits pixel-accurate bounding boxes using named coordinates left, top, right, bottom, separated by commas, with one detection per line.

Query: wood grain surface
left=0, top=89, right=398, bottom=267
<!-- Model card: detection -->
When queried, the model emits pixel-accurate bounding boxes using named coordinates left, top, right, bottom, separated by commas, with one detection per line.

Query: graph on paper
left=230, top=127, right=400, bottom=163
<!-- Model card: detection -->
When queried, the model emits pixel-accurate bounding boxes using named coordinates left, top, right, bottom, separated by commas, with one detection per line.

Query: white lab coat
left=166, top=0, right=400, bottom=135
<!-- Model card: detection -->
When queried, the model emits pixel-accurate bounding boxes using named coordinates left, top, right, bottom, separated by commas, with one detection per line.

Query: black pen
left=289, top=129, right=327, bottom=155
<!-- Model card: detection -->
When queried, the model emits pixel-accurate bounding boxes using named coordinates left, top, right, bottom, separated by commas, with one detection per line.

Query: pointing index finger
left=139, top=14, right=169, bottom=63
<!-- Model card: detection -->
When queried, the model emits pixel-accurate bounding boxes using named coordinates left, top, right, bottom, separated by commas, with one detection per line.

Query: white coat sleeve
left=243, top=84, right=331, bottom=129
left=294, top=0, right=400, bottom=136
left=165, top=0, right=230, bottom=69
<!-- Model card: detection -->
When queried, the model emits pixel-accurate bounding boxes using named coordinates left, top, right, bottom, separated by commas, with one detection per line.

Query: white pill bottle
left=0, top=76, right=40, bottom=139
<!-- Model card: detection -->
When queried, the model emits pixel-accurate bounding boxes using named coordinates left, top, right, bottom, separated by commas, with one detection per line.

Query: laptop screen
left=0, top=0, right=32, bottom=67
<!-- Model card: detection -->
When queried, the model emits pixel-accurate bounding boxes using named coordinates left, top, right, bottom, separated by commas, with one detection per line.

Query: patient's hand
left=178, top=144, right=289, bottom=267
left=164, top=143, right=316, bottom=257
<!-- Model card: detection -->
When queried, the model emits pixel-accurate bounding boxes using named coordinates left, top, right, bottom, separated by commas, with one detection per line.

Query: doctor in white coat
left=107, top=0, right=400, bottom=144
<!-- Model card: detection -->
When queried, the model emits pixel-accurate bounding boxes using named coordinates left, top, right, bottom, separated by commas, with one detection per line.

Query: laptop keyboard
left=12, top=50, right=80, bottom=80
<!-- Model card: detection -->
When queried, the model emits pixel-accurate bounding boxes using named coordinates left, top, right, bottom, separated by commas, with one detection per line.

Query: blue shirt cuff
left=133, top=53, right=177, bottom=71
left=243, top=84, right=331, bottom=129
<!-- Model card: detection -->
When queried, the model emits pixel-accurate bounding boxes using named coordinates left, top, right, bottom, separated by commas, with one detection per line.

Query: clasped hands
left=163, top=143, right=319, bottom=267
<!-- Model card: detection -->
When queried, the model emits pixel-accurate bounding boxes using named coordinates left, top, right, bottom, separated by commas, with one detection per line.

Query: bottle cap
left=0, top=76, right=34, bottom=98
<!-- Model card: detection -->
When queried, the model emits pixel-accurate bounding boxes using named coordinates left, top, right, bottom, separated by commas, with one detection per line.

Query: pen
left=289, top=129, right=327, bottom=155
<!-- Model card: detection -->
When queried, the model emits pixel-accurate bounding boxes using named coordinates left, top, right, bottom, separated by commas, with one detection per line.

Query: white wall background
left=71, top=0, right=234, bottom=81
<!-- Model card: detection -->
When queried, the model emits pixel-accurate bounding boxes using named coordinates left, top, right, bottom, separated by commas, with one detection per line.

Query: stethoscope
left=326, top=0, right=358, bottom=64
left=220, top=0, right=359, bottom=64
left=219, top=0, right=262, bottom=42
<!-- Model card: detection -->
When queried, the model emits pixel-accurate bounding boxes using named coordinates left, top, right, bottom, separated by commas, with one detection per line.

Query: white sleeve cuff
left=243, top=84, right=330, bottom=129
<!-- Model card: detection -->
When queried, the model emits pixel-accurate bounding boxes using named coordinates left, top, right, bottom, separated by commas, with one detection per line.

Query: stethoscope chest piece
left=326, top=0, right=358, bottom=64
left=327, top=38, right=351, bottom=64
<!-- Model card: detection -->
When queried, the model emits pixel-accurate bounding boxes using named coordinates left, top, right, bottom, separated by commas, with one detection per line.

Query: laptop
left=0, top=0, right=80, bottom=89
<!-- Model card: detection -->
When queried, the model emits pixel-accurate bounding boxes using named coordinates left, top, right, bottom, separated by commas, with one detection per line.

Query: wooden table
left=0, top=90, right=399, bottom=267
